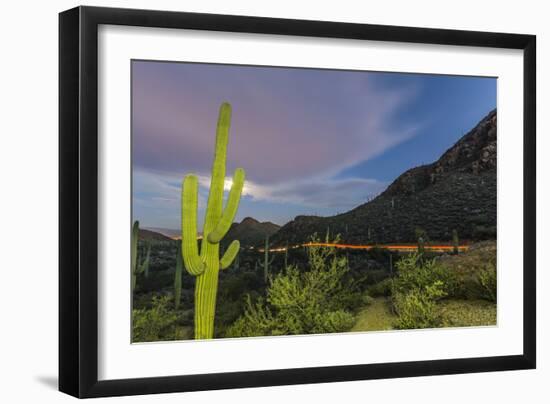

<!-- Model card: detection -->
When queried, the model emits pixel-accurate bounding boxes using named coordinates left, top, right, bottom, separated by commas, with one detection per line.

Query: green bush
left=361, top=294, right=375, bottom=306
left=393, top=281, right=447, bottom=329
left=226, top=236, right=357, bottom=337
left=132, top=295, right=178, bottom=342
left=477, top=263, right=497, bottom=302
left=367, top=247, right=391, bottom=262
left=313, top=310, right=356, bottom=333
left=364, top=269, right=390, bottom=285
left=392, top=253, right=457, bottom=297
left=138, top=269, right=194, bottom=293
left=368, top=278, right=393, bottom=297
left=391, top=253, right=454, bottom=330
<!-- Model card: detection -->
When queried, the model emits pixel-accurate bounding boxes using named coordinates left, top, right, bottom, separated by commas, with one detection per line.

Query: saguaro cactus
left=257, top=235, right=275, bottom=283
left=452, top=229, right=459, bottom=255
left=181, top=102, right=245, bottom=339
left=143, top=242, right=151, bottom=279
left=283, top=242, right=289, bottom=270
left=232, top=247, right=241, bottom=271
left=131, top=221, right=150, bottom=291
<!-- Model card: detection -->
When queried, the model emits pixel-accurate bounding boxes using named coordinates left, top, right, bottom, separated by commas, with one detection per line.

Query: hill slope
left=139, top=228, right=173, bottom=241
left=272, top=109, right=497, bottom=245
left=225, top=217, right=281, bottom=247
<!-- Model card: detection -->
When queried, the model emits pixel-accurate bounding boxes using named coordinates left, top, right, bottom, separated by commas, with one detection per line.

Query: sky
left=132, top=60, right=496, bottom=230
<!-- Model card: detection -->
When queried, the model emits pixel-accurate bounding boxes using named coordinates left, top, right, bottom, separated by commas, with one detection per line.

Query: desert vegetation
left=132, top=230, right=496, bottom=342
left=131, top=104, right=497, bottom=342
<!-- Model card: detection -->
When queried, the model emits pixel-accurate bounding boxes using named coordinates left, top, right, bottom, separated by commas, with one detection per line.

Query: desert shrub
left=214, top=298, right=245, bottom=335
left=365, top=269, right=390, bottom=285
left=138, top=269, right=194, bottom=293
left=132, top=295, right=178, bottom=342
left=436, top=241, right=497, bottom=300
left=226, top=236, right=357, bottom=337
left=174, top=326, right=193, bottom=340
left=178, top=308, right=194, bottom=326
left=368, top=278, right=393, bottom=297
left=393, top=281, right=447, bottom=329
left=367, top=247, right=391, bottom=262
left=362, top=294, right=375, bottom=306
left=214, top=271, right=270, bottom=337
left=477, top=263, right=497, bottom=302
left=218, top=271, right=263, bottom=301
left=391, top=253, right=455, bottom=330
left=392, top=253, right=457, bottom=297
left=313, top=310, right=355, bottom=333
left=452, top=276, right=485, bottom=300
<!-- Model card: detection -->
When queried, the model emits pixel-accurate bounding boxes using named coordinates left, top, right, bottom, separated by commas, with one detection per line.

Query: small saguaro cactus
left=415, top=228, right=427, bottom=256
left=143, top=242, right=151, bottom=279
left=257, top=235, right=275, bottom=283
left=232, top=247, right=241, bottom=271
left=131, top=221, right=151, bottom=291
left=181, top=102, right=245, bottom=340
left=283, top=242, right=289, bottom=270
left=452, top=229, right=459, bottom=255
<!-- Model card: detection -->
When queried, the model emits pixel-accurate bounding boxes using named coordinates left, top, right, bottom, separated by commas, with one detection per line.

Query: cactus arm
left=181, top=175, right=205, bottom=276
left=220, top=240, right=240, bottom=270
left=201, top=103, right=231, bottom=246
left=207, top=167, right=245, bottom=244
left=174, top=243, right=183, bottom=309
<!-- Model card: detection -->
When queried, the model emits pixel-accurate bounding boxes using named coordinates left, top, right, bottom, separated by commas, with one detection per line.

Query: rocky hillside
left=272, top=109, right=497, bottom=245
left=225, top=217, right=280, bottom=247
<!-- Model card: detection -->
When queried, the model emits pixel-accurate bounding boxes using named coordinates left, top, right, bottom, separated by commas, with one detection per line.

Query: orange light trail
left=258, top=243, right=469, bottom=253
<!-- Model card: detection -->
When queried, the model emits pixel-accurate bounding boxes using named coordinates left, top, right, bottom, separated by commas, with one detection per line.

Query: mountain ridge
left=225, top=217, right=281, bottom=247
left=271, top=109, right=497, bottom=245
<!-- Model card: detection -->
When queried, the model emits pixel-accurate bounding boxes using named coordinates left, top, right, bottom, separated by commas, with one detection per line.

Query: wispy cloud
left=133, top=167, right=387, bottom=228
left=240, top=176, right=386, bottom=210
left=132, top=62, right=419, bottom=185
left=131, top=61, right=421, bottom=227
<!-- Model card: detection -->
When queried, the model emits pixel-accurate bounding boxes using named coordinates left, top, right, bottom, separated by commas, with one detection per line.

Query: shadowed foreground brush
left=226, top=235, right=358, bottom=338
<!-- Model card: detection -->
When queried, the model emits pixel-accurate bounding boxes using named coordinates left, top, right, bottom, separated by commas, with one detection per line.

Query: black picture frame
left=59, top=5, right=536, bottom=398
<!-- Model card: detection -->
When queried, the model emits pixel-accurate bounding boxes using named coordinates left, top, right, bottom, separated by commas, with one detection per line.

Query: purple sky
left=132, top=60, right=496, bottom=229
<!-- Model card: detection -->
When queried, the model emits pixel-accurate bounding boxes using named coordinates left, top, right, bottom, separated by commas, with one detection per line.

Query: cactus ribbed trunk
left=194, top=259, right=218, bottom=339
left=181, top=102, right=245, bottom=340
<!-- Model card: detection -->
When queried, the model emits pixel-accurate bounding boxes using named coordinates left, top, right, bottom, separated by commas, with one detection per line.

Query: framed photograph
left=59, top=6, right=536, bottom=398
